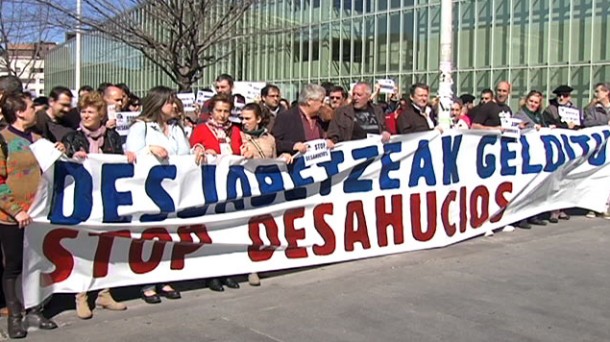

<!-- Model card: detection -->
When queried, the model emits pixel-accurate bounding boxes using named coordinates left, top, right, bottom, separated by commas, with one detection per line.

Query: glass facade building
left=45, top=0, right=610, bottom=108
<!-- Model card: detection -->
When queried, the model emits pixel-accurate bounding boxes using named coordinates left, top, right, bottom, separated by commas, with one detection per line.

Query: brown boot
left=75, top=292, right=92, bottom=319
left=96, top=288, right=127, bottom=311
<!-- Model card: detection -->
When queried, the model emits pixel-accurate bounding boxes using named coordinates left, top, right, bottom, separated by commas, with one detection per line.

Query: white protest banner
left=196, top=90, right=215, bottom=106
left=559, top=107, right=581, bottom=126
left=302, top=139, right=331, bottom=166
left=376, top=79, right=396, bottom=94
left=177, top=92, right=196, bottom=112
left=23, top=128, right=610, bottom=308
left=115, top=111, right=141, bottom=136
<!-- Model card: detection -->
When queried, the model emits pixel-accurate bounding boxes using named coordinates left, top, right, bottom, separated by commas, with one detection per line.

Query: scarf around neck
left=206, top=119, right=232, bottom=143
left=80, top=123, right=106, bottom=153
left=243, top=127, right=266, bottom=138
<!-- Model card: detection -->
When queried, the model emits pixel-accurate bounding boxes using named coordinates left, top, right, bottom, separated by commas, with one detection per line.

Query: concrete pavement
left=4, top=215, right=610, bottom=342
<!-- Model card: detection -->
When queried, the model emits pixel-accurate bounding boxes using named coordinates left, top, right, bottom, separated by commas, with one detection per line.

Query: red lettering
left=129, top=228, right=172, bottom=274
left=89, top=230, right=132, bottom=278
left=375, top=195, right=404, bottom=247
left=41, top=228, right=79, bottom=286
left=248, top=214, right=281, bottom=262
left=470, top=186, right=490, bottom=228
left=490, top=182, right=513, bottom=223
left=459, top=186, right=468, bottom=233
left=411, top=192, right=437, bottom=242
left=284, top=208, right=308, bottom=259
left=313, top=203, right=335, bottom=256
left=171, top=224, right=212, bottom=270
left=441, top=191, right=457, bottom=237
left=344, top=200, right=371, bottom=251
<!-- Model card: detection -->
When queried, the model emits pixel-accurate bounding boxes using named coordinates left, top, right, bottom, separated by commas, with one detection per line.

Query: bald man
left=103, top=85, right=126, bottom=109
left=471, top=81, right=513, bottom=130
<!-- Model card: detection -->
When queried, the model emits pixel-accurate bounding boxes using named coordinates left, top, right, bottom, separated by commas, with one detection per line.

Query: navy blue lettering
left=560, top=134, right=576, bottom=160
left=541, top=135, right=566, bottom=172
left=500, top=137, right=517, bottom=176
left=569, top=135, right=591, bottom=156
left=285, top=157, right=312, bottom=201
left=442, top=135, right=462, bottom=185
left=476, top=135, right=497, bottom=179
left=49, top=161, right=94, bottom=225
left=252, top=165, right=284, bottom=207
left=344, top=146, right=379, bottom=193
left=520, top=136, right=542, bottom=174
left=216, top=165, right=252, bottom=213
left=380, top=142, right=402, bottom=190
left=318, top=151, right=345, bottom=196
left=100, top=163, right=133, bottom=223
left=588, top=131, right=610, bottom=166
left=140, top=165, right=177, bottom=222
left=409, top=140, right=436, bottom=187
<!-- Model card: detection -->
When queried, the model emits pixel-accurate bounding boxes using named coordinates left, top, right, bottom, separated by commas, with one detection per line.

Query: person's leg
left=140, top=285, right=161, bottom=304
left=96, top=288, right=127, bottom=310
left=0, top=224, right=27, bottom=338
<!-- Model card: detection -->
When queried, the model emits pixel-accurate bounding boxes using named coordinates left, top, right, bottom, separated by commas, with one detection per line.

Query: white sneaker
left=586, top=211, right=597, bottom=218
left=484, top=230, right=494, bottom=237
left=502, top=225, right=516, bottom=232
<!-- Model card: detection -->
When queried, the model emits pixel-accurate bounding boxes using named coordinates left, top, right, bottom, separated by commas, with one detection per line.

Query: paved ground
left=2, top=214, right=610, bottom=342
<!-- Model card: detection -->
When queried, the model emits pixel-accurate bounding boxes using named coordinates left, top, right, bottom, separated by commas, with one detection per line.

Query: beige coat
left=240, top=132, right=276, bottom=159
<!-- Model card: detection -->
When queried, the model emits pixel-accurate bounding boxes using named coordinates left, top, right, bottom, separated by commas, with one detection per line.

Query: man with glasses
left=327, top=82, right=390, bottom=144
left=261, top=84, right=284, bottom=131
left=328, top=86, right=348, bottom=110
left=542, top=85, right=581, bottom=130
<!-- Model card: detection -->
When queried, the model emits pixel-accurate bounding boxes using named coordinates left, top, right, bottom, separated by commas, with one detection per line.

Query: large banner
left=23, top=128, right=610, bottom=308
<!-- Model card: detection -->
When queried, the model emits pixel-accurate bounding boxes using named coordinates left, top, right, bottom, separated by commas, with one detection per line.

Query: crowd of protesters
left=0, top=72, right=609, bottom=338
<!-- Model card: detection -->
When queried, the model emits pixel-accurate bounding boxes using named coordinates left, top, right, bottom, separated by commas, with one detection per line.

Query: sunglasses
left=330, top=96, right=342, bottom=100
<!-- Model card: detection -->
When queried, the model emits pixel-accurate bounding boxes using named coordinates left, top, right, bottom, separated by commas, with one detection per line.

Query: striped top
left=0, top=126, right=41, bottom=225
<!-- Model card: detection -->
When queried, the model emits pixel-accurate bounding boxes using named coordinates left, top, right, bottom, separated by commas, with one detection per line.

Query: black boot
left=26, top=305, right=58, bottom=330
left=3, top=278, right=26, bottom=339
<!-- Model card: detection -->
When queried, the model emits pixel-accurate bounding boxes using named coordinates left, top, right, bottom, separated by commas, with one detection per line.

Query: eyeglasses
left=330, top=96, right=342, bottom=100
left=558, top=94, right=571, bottom=98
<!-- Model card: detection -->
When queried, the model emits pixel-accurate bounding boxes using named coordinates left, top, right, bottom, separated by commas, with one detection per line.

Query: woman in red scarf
left=189, top=94, right=242, bottom=292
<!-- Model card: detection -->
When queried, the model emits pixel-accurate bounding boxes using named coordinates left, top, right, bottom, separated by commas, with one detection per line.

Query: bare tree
left=36, top=0, right=260, bottom=91
left=0, top=0, right=56, bottom=89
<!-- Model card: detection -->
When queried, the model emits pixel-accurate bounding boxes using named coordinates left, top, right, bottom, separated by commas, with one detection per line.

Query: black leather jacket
left=62, top=128, right=124, bottom=157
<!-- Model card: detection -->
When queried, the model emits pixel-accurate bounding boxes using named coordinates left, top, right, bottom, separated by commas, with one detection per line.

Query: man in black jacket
left=397, top=83, right=439, bottom=134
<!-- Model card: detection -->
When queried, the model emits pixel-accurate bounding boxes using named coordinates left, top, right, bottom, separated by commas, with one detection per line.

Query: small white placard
left=559, top=107, right=581, bottom=126
left=376, top=79, right=396, bottom=94
left=303, top=139, right=331, bottom=166
left=501, top=117, right=522, bottom=139
left=177, top=92, right=197, bottom=112
left=115, top=111, right=141, bottom=136
left=29, top=138, right=63, bottom=172
left=196, top=90, right=215, bottom=106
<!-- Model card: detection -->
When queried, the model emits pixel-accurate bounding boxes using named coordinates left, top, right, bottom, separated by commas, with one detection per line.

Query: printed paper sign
left=115, top=111, right=141, bottom=136
left=559, top=107, right=581, bottom=126
left=233, top=82, right=267, bottom=103
left=501, top=117, right=522, bottom=139
left=29, top=139, right=62, bottom=172
left=302, top=139, right=331, bottom=166
left=177, top=92, right=197, bottom=112
left=196, top=90, right=215, bottom=106
left=376, top=79, right=396, bottom=94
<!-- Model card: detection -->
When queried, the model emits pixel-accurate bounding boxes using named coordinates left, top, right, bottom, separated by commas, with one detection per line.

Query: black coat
left=271, top=106, right=327, bottom=155
left=62, top=128, right=124, bottom=157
